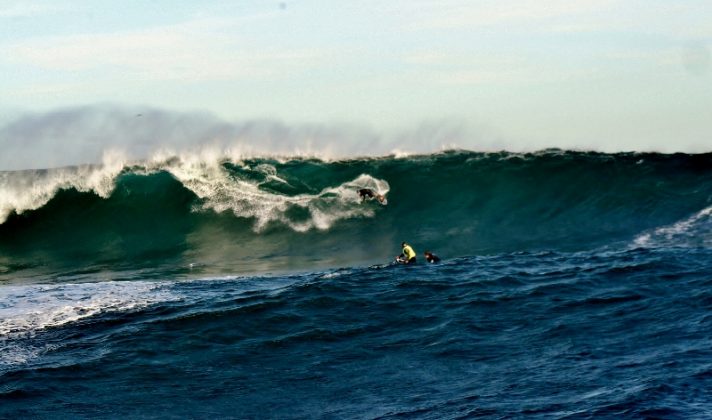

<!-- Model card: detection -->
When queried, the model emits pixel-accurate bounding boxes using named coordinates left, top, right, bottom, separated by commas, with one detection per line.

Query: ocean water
left=1, top=150, right=711, bottom=418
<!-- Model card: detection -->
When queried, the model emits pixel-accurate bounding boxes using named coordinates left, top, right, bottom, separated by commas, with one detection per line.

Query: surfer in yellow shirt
left=396, top=242, right=417, bottom=265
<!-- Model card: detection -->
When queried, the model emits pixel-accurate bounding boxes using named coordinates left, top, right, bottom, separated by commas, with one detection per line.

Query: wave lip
left=162, top=154, right=389, bottom=232
left=0, top=151, right=126, bottom=224
left=0, top=151, right=391, bottom=232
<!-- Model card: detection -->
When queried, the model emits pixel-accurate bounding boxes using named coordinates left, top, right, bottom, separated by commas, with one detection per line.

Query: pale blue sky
left=1, top=0, right=711, bottom=152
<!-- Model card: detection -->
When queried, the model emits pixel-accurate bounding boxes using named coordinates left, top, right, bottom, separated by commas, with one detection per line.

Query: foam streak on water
left=634, top=205, right=712, bottom=248
left=0, top=281, right=181, bottom=367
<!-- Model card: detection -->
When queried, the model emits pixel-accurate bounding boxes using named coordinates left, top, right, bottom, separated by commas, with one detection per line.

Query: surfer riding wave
left=358, top=188, right=387, bottom=205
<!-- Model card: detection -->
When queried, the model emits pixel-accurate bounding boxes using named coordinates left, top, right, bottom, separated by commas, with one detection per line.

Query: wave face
left=1, top=150, right=712, bottom=280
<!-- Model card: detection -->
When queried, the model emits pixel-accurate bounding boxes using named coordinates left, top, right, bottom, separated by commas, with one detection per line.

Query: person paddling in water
left=358, top=188, right=386, bottom=205
left=424, top=251, right=441, bottom=263
left=397, top=242, right=417, bottom=265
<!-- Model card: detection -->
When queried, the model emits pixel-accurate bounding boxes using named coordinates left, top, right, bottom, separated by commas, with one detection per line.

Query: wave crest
left=633, top=206, right=712, bottom=249
left=158, top=154, right=389, bottom=231
left=0, top=151, right=127, bottom=224
left=0, top=150, right=390, bottom=232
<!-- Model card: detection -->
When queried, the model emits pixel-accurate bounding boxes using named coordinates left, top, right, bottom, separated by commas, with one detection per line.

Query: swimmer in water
left=424, top=251, right=441, bottom=263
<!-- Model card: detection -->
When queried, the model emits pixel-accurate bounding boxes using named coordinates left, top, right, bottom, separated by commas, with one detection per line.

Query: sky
left=1, top=0, right=711, bottom=157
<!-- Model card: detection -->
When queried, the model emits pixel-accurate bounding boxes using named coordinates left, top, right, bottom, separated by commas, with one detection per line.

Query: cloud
left=0, top=1, right=62, bottom=18
left=400, top=49, right=604, bottom=87
left=682, top=41, right=711, bottom=76
left=401, top=0, right=619, bottom=30
left=4, top=16, right=320, bottom=82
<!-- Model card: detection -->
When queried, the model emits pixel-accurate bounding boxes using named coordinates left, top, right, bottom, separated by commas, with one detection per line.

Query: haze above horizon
left=1, top=0, right=711, bottom=154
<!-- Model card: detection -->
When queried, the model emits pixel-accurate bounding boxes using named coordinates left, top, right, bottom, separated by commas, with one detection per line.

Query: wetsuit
left=358, top=189, right=375, bottom=200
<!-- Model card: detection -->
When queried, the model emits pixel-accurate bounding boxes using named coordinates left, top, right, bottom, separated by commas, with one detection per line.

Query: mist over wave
left=0, top=105, right=477, bottom=171
left=4, top=104, right=710, bottom=174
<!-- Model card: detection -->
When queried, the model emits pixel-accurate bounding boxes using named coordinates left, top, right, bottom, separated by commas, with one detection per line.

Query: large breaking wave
left=1, top=150, right=711, bottom=280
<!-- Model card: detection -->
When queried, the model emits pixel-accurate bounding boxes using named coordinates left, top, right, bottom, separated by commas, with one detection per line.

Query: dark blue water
left=1, top=151, right=712, bottom=418
left=1, top=247, right=711, bottom=418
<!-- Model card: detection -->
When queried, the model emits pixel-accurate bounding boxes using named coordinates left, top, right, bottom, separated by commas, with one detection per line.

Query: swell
left=1, top=150, right=711, bottom=279
left=2, top=248, right=711, bottom=418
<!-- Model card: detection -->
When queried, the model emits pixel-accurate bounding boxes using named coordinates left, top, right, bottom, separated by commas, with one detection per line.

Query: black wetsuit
left=425, top=254, right=441, bottom=263
left=358, top=189, right=375, bottom=199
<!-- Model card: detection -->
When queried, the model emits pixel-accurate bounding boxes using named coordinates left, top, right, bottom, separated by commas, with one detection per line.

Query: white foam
left=154, top=154, right=389, bottom=232
left=1, top=148, right=389, bottom=232
left=0, top=280, right=181, bottom=367
left=0, top=151, right=126, bottom=223
left=318, top=269, right=353, bottom=279
left=633, top=205, right=712, bottom=248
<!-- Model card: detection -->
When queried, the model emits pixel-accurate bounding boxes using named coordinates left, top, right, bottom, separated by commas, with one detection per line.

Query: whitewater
left=1, top=149, right=712, bottom=418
